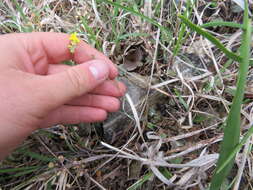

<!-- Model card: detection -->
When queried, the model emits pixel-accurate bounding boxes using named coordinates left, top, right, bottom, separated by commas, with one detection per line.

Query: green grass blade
left=80, top=17, right=97, bottom=42
left=250, top=59, right=253, bottom=66
left=216, top=124, right=253, bottom=173
left=201, top=21, right=243, bottom=29
left=175, top=89, right=189, bottom=111
left=178, top=15, right=241, bottom=62
left=12, top=168, right=39, bottom=178
left=127, top=172, right=154, bottom=190
left=0, top=166, right=40, bottom=173
left=173, top=23, right=187, bottom=56
left=98, top=0, right=172, bottom=39
left=115, top=33, right=150, bottom=42
left=210, top=1, right=251, bottom=189
left=180, top=14, right=253, bottom=66
left=12, top=0, right=28, bottom=22
left=173, top=0, right=192, bottom=56
left=20, top=151, right=55, bottom=162
left=0, top=166, right=43, bottom=182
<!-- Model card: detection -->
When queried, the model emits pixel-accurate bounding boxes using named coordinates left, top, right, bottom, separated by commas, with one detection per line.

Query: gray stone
left=102, top=72, right=158, bottom=143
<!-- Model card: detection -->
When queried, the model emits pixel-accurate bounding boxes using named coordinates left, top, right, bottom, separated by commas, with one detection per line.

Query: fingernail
left=89, top=61, right=109, bottom=81
left=120, top=82, right=127, bottom=94
left=114, top=81, right=126, bottom=96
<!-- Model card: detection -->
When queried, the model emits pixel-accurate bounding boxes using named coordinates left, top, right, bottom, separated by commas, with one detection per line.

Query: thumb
left=42, top=59, right=110, bottom=108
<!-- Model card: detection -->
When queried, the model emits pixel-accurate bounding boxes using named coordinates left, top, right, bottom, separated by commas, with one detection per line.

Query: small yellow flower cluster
left=68, top=32, right=80, bottom=53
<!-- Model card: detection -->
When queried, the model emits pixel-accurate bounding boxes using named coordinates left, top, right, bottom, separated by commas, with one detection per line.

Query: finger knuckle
left=66, top=68, right=87, bottom=96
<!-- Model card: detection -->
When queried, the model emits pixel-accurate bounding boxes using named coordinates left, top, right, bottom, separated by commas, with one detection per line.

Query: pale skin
left=0, top=32, right=126, bottom=160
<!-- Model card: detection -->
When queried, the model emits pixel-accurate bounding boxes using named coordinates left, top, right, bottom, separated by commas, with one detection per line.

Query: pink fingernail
left=89, top=61, right=109, bottom=81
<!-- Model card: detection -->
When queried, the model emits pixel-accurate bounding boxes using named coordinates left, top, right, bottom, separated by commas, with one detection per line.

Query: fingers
left=11, top=32, right=118, bottom=79
left=92, top=80, right=126, bottom=97
left=47, top=63, right=69, bottom=74
left=48, top=64, right=126, bottom=97
left=40, top=60, right=110, bottom=109
left=41, top=106, right=107, bottom=127
left=67, top=94, right=121, bottom=112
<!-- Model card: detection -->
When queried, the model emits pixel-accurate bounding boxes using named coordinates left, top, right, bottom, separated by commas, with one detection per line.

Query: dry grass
left=0, top=0, right=253, bottom=189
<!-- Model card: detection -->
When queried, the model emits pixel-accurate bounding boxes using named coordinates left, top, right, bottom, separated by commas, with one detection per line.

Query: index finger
left=23, top=32, right=118, bottom=79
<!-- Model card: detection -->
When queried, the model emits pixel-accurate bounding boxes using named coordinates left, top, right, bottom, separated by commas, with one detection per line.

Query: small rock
left=103, top=72, right=159, bottom=143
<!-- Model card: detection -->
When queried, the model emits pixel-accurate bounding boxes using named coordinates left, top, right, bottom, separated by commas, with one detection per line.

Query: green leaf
left=0, top=165, right=43, bottom=182
left=178, top=15, right=241, bottom=63
left=193, top=114, right=209, bottom=124
left=216, top=124, right=253, bottom=174
left=210, top=0, right=251, bottom=189
left=0, top=166, right=40, bottom=173
left=201, top=21, right=243, bottom=29
left=250, top=59, right=253, bottom=66
left=175, top=89, right=189, bottom=111
left=169, top=157, right=183, bottom=164
left=19, top=150, right=55, bottom=162
left=173, top=0, right=192, bottom=56
left=159, top=167, right=173, bottom=179
left=98, top=0, right=172, bottom=39
left=127, top=172, right=154, bottom=190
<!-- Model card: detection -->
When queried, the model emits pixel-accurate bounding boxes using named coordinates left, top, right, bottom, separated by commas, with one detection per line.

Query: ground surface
left=0, top=0, right=253, bottom=190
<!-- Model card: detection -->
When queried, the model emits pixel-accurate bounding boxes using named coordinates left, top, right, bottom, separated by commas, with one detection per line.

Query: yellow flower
left=68, top=32, right=80, bottom=53
left=69, top=32, right=80, bottom=44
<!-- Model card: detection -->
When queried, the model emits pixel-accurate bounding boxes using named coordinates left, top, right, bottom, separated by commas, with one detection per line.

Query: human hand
left=0, top=32, right=126, bottom=159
